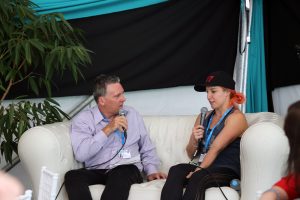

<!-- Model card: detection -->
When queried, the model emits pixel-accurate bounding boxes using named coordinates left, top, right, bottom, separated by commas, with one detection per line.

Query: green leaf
left=28, top=77, right=39, bottom=95
left=46, top=97, right=59, bottom=106
left=66, top=47, right=72, bottom=60
left=37, top=103, right=45, bottom=115
left=14, top=43, right=21, bottom=66
left=59, top=47, right=66, bottom=70
left=2, top=142, right=13, bottom=164
left=8, top=105, right=14, bottom=127
left=77, top=67, right=85, bottom=80
left=70, top=62, right=78, bottom=82
left=29, top=39, right=45, bottom=53
left=31, top=104, right=41, bottom=125
left=50, top=16, right=60, bottom=39
left=18, top=120, right=25, bottom=138
left=43, top=79, right=52, bottom=97
left=50, top=106, right=62, bottom=121
left=15, top=95, right=28, bottom=99
left=24, top=41, right=32, bottom=64
left=5, top=69, right=15, bottom=82
left=45, top=53, right=55, bottom=79
left=59, top=14, right=73, bottom=31
left=54, top=106, right=70, bottom=120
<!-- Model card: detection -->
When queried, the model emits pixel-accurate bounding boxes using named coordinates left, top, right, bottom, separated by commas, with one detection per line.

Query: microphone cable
left=201, top=168, right=229, bottom=200
left=55, top=130, right=127, bottom=200
left=188, top=161, right=229, bottom=200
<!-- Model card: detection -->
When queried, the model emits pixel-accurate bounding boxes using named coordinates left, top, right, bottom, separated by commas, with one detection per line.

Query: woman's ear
left=223, top=88, right=230, bottom=96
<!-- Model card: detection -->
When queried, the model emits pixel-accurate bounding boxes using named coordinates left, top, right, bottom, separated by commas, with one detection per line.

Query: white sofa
left=18, top=112, right=289, bottom=200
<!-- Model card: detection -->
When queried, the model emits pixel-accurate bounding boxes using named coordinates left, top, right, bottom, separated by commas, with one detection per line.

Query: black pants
left=64, top=164, right=143, bottom=200
left=160, top=163, right=239, bottom=200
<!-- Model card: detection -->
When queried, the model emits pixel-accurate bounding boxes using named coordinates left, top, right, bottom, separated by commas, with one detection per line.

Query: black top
left=200, top=109, right=241, bottom=176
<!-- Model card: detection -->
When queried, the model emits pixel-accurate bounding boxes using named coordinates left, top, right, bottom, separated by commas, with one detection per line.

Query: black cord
left=55, top=180, right=65, bottom=200
left=54, top=131, right=127, bottom=200
left=189, top=147, right=229, bottom=200
left=201, top=168, right=229, bottom=200
left=239, top=3, right=249, bottom=55
left=85, top=138, right=126, bottom=169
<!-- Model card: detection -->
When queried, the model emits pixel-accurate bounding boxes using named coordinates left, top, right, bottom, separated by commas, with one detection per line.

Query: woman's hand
left=192, top=125, right=205, bottom=142
left=186, top=167, right=202, bottom=179
left=186, top=124, right=205, bottom=158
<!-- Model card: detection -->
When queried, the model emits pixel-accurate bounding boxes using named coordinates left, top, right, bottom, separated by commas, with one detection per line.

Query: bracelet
left=264, top=188, right=280, bottom=200
left=189, top=161, right=199, bottom=167
left=197, top=166, right=203, bottom=170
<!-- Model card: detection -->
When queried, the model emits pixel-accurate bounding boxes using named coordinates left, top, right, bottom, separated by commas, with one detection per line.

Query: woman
left=161, top=71, right=248, bottom=200
left=260, top=101, right=300, bottom=200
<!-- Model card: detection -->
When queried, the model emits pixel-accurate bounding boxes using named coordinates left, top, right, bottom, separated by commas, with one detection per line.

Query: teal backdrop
left=32, top=0, right=167, bottom=20
left=246, top=0, right=268, bottom=112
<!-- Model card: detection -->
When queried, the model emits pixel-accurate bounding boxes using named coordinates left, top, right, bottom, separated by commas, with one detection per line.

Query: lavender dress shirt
left=70, top=105, right=160, bottom=175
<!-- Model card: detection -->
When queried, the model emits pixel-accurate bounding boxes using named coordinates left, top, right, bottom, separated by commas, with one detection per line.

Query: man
left=64, top=74, right=167, bottom=200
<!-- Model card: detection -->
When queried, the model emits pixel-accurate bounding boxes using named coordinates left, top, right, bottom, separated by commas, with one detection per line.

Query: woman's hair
left=228, top=89, right=245, bottom=106
left=284, top=100, right=300, bottom=193
left=93, top=74, right=120, bottom=103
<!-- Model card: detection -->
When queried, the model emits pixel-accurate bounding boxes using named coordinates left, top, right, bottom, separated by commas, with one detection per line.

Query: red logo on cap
left=206, top=76, right=214, bottom=83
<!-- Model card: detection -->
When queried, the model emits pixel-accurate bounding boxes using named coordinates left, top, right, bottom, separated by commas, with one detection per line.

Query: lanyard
left=203, top=107, right=233, bottom=152
left=116, top=130, right=125, bottom=145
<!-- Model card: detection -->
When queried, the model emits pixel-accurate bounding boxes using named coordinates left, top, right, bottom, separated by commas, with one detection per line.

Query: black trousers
left=160, top=163, right=239, bottom=200
left=64, top=164, right=143, bottom=200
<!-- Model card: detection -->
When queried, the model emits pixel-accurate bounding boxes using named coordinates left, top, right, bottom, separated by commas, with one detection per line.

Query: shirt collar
left=91, top=106, right=107, bottom=125
left=91, top=105, right=129, bottom=125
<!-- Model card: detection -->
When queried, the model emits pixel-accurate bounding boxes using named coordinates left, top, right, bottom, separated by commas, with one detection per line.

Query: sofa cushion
left=143, top=115, right=197, bottom=173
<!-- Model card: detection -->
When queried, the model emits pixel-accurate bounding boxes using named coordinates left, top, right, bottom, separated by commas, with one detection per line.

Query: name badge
left=198, top=153, right=206, bottom=162
left=119, top=149, right=131, bottom=159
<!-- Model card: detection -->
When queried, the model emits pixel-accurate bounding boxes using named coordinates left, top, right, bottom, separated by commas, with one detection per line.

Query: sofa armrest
left=240, top=122, right=289, bottom=200
left=18, top=121, right=80, bottom=200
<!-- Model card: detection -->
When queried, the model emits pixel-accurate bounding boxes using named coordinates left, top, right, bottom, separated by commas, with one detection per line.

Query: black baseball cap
left=194, top=71, right=235, bottom=92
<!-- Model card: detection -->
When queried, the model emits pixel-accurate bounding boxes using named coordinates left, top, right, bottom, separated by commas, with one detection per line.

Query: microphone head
left=200, top=107, right=208, bottom=126
left=200, top=107, right=208, bottom=114
left=119, top=109, right=128, bottom=116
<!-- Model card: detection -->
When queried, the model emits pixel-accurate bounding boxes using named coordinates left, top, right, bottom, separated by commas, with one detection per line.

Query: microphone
left=118, top=109, right=128, bottom=117
left=200, top=107, right=208, bottom=127
left=193, top=107, right=208, bottom=158
left=118, top=109, right=128, bottom=139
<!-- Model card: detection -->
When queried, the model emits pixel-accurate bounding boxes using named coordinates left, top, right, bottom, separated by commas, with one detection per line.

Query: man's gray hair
left=93, top=74, right=120, bottom=103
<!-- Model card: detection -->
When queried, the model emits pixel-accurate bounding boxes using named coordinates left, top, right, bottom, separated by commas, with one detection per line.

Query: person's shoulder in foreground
left=260, top=100, right=300, bottom=200
left=0, top=171, right=24, bottom=200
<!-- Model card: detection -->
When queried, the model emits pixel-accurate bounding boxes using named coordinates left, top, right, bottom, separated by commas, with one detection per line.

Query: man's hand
left=147, top=172, right=167, bottom=181
left=102, top=116, right=127, bottom=136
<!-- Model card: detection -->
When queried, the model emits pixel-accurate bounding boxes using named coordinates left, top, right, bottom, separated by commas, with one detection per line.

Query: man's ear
left=98, top=96, right=105, bottom=106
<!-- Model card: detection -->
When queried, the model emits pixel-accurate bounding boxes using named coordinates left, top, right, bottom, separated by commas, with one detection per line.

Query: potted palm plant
left=0, top=0, right=91, bottom=164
